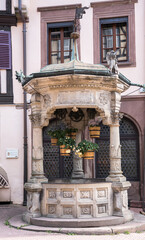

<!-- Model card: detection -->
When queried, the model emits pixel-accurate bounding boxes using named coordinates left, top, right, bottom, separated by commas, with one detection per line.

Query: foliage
left=57, top=136, right=76, bottom=150
left=48, top=129, right=65, bottom=139
left=65, top=128, right=78, bottom=135
left=77, top=140, right=99, bottom=155
left=48, top=128, right=78, bottom=139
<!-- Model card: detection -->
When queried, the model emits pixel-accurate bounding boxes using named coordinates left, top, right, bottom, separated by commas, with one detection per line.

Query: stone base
left=23, top=212, right=41, bottom=224
left=106, top=175, right=126, bottom=182
left=30, top=215, right=126, bottom=228
left=71, top=171, right=84, bottom=179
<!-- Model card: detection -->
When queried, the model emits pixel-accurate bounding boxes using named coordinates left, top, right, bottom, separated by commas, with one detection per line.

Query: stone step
left=31, top=215, right=125, bottom=228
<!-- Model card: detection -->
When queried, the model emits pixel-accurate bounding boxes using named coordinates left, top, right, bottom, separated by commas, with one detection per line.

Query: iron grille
left=43, top=119, right=73, bottom=179
left=96, top=117, right=139, bottom=181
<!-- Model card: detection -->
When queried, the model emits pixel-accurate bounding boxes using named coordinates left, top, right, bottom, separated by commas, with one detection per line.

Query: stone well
left=19, top=56, right=134, bottom=227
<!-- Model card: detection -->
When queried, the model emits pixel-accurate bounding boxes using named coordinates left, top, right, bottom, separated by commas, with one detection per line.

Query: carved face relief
left=43, top=94, right=51, bottom=108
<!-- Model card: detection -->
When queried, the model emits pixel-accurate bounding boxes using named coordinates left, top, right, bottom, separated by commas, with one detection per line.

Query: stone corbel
left=111, top=92, right=121, bottom=113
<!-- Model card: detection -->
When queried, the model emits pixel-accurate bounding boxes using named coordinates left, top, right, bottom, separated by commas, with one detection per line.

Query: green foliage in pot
left=57, top=136, right=76, bottom=150
left=48, top=129, right=65, bottom=139
left=65, top=128, right=78, bottom=135
left=76, top=140, right=99, bottom=155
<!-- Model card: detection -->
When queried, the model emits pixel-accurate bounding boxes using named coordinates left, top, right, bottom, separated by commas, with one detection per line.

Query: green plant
left=57, top=136, right=76, bottom=150
left=4, top=220, right=10, bottom=226
left=48, top=129, right=65, bottom=139
left=65, top=128, right=78, bottom=134
left=124, top=231, right=130, bottom=234
left=77, top=140, right=99, bottom=155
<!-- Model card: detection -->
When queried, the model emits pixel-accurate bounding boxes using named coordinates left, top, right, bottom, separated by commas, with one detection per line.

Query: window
left=0, top=31, right=11, bottom=69
left=91, top=0, right=137, bottom=67
left=38, top=4, right=81, bottom=68
left=0, top=28, right=13, bottom=103
left=100, top=18, right=128, bottom=63
left=0, top=0, right=6, bottom=11
left=48, top=22, right=73, bottom=64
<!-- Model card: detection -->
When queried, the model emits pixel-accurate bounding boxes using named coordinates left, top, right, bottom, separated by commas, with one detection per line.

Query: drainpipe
left=18, top=0, right=28, bottom=206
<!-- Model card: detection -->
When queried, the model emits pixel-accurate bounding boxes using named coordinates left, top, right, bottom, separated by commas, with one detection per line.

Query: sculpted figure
left=106, top=50, right=118, bottom=74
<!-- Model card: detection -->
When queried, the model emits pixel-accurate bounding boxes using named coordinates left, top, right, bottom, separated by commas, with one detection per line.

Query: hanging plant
left=65, top=128, right=78, bottom=139
left=48, top=129, right=66, bottom=146
left=88, top=117, right=102, bottom=138
left=57, top=136, right=76, bottom=156
left=89, top=125, right=101, bottom=138
left=76, top=140, right=99, bottom=160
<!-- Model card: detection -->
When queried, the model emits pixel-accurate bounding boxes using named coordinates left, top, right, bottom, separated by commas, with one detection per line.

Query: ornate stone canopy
left=23, top=59, right=130, bottom=128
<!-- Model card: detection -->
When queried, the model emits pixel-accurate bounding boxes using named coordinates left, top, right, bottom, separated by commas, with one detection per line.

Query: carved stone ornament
left=99, top=93, right=108, bottom=105
left=111, top=112, right=123, bottom=125
left=43, top=94, right=51, bottom=108
left=29, top=113, right=41, bottom=127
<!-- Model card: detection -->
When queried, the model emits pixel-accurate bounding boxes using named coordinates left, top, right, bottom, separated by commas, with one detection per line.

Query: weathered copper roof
left=22, top=59, right=143, bottom=88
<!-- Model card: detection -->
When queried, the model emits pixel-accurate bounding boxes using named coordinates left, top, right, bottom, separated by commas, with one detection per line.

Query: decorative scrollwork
left=69, top=108, right=84, bottom=122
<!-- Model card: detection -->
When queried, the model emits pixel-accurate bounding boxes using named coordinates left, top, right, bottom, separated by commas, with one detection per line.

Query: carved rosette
left=29, top=113, right=41, bottom=127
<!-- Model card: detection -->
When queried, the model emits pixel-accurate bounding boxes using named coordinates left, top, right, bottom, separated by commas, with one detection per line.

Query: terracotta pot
left=60, top=145, right=71, bottom=156
left=83, top=150, right=94, bottom=160
left=51, top=138, right=58, bottom=146
left=89, top=126, right=100, bottom=138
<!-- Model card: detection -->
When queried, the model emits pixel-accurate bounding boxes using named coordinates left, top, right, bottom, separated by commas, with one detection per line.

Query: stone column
left=72, top=151, right=84, bottom=179
left=106, top=118, right=126, bottom=182
left=106, top=114, right=133, bottom=221
left=29, top=113, right=48, bottom=182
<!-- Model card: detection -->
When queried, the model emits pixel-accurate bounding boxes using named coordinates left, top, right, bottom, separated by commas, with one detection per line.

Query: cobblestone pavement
left=1, top=204, right=145, bottom=240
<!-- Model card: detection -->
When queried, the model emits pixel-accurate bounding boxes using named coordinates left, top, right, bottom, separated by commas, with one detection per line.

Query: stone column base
left=23, top=178, right=42, bottom=224
left=106, top=174, right=126, bottom=182
left=112, top=181, right=133, bottom=221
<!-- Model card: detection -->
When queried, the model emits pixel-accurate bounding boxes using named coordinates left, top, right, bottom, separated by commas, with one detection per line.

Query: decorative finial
left=106, top=50, right=119, bottom=75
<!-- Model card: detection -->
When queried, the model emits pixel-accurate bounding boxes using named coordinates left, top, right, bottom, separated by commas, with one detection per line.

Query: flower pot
left=83, top=150, right=94, bottom=160
left=89, top=126, right=100, bottom=138
left=51, top=138, right=58, bottom=146
left=60, top=145, right=71, bottom=156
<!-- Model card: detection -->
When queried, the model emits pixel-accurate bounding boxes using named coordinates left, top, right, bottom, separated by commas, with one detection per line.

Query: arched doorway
left=43, top=119, right=73, bottom=179
left=95, top=117, right=140, bottom=201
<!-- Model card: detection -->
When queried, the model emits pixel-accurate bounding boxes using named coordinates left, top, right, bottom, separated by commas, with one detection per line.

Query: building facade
left=0, top=0, right=145, bottom=206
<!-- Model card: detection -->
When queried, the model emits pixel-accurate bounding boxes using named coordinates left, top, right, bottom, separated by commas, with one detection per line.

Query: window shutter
left=0, top=31, right=11, bottom=69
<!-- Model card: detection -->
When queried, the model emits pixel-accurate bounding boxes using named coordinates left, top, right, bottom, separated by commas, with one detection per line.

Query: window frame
left=0, top=27, right=13, bottom=104
left=100, top=17, right=129, bottom=63
left=91, top=0, right=137, bottom=67
left=38, top=4, right=81, bottom=68
left=47, top=22, right=73, bottom=64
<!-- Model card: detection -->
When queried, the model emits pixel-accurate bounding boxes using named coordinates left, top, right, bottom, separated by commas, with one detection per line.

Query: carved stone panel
left=80, top=191, right=91, bottom=199
left=98, top=204, right=107, bottom=214
left=63, top=191, right=73, bottom=198
left=63, top=207, right=73, bottom=215
left=48, top=191, right=56, bottom=199
left=57, top=91, right=95, bottom=105
left=80, top=206, right=92, bottom=215
left=48, top=205, right=56, bottom=215
left=97, top=189, right=107, bottom=198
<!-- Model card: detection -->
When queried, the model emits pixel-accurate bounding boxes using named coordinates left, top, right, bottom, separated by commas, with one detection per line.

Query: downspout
left=18, top=0, right=28, bottom=206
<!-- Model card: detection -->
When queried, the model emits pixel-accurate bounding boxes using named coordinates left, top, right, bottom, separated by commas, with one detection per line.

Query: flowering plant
left=57, top=136, right=76, bottom=150
left=76, top=140, right=99, bottom=155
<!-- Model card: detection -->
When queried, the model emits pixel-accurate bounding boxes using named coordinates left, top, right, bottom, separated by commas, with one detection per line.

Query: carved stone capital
left=111, top=112, right=123, bottom=125
left=29, top=113, right=41, bottom=127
